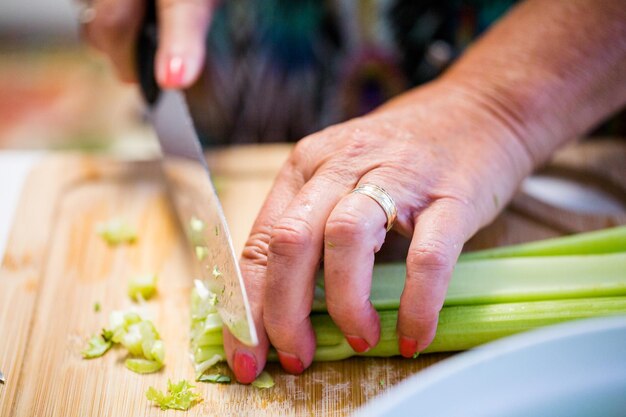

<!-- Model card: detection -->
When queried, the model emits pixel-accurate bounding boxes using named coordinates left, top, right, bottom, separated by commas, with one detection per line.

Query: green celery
left=190, top=227, right=626, bottom=366
left=125, top=358, right=163, bottom=374
left=312, top=252, right=626, bottom=312
left=195, top=297, right=626, bottom=362
left=460, top=225, right=626, bottom=260
left=146, top=379, right=201, bottom=410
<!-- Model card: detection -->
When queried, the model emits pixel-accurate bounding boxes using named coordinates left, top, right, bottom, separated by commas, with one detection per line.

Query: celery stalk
left=460, top=225, right=626, bottom=260
left=312, top=252, right=626, bottom=312
left=190, top=227, right=626, bottom=369
left=191, top=297, right=626, bottom=362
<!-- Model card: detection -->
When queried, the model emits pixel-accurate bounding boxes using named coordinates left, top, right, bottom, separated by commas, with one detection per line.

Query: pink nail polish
left=277, top=350, right=305, bottom=374
left=346, top=335, right=371, bottom=353
left=399, top=336, right=418, bottom=358
left=233, top=350, right=257, bottom=384
left=164, top=56, right=185, bottom=87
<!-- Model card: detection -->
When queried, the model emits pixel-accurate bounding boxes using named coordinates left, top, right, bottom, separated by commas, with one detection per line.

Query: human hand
left=223, top=80, right=537, bottom=382
left=81, top=0, right=217, bottom=87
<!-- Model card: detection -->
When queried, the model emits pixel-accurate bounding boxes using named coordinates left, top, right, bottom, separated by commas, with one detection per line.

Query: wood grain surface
left=1, top=140, right=625, bottom=416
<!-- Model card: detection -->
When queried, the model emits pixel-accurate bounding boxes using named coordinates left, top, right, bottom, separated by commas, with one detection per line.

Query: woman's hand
left=81, top=0, right=217, bottom=87
left=222, top=80, right=537, bottom=382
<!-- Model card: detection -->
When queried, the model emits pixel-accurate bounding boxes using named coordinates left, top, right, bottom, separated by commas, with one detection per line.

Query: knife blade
left=136, top=1, right=258, bottom=347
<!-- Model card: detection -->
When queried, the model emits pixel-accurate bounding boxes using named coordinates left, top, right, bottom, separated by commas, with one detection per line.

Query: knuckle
left=291, top=135, right=316, bottom=160
left=406, top=243, right=451, bottom=274
left=325, top=210, right=368, bottom=245
left=241, top=228, right=272, bottom=267
left=269, top=218, right=314, bottom=257
left=341, top=134, right=371, bottom=159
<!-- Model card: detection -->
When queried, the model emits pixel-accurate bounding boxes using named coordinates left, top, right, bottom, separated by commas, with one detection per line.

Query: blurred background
left=0, top=0, right=159, bottom=157
left=1, top=0, right=623, bottom=156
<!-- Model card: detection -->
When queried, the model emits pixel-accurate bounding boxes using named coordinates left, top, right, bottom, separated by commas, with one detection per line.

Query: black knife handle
left=136, top=0, right=160, bottom=105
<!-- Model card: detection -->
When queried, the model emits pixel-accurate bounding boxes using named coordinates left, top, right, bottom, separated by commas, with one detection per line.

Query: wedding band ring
left=351, top=184, right=398, bottom=232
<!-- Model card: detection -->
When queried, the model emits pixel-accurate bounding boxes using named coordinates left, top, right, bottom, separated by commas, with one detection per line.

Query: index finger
left=222, top=160, right=305, bottom=383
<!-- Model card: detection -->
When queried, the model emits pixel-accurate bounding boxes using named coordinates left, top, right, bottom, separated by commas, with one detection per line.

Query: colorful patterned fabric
left=187, top=0, right=517, bottom=145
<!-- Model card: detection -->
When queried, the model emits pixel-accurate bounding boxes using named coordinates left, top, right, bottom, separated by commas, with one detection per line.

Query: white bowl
left=356, top=315, right=626, bottom=417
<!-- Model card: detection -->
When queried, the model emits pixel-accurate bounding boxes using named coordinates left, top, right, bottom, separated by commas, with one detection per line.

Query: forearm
left=384, top=0, right=626, bottom=168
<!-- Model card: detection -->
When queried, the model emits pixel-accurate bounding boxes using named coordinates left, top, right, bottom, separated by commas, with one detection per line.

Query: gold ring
left=351, top=183, right=398, bottom=232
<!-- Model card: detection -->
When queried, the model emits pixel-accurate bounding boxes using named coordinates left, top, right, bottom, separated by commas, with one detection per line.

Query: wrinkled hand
left=82, top=0, right=215, bottom=87
left=223, top=81, right=536, bottom=382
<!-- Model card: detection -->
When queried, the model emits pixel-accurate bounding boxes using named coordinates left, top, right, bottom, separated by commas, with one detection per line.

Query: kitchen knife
left=136, top=1, right=258, bottom=347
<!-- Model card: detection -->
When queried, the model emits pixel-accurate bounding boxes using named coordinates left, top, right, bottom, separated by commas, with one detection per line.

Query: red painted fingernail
left=399, top=336, right=418, bottom=358
left=346, top=335, right=371, bottom=353
left=164, top=56, right=185, bottom=87
left=277, top=350, right=305, bottom=374
left=233, top=350, right=257, bottom=384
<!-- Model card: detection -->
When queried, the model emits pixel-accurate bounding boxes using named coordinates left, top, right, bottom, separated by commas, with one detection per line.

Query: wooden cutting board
left=1, top=140, right=625, bottom=417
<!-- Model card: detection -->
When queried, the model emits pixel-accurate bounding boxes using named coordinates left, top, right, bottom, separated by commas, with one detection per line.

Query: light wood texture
left=1, top=140, right=625, bottom=416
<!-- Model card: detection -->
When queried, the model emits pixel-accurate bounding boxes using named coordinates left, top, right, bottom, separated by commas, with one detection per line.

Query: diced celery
left=251, top=371, right=275, bottom=389
left=146, top=379, right=201, bottom=410
left=81, top=335, right=112, bottom=359
left=83, top=309, right=165, bottom=373
left=198, top=374, right=231, bottom=384
left=128, top=274, right=158, bottom=301
left=96, top=218, right=137, bottom=246
left=125, top=358, right=163, bottom=374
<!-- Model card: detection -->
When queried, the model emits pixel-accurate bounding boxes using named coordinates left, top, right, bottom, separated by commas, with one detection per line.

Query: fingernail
left=346, top=335, right=371, bottom=353
left=399, top=336, right=418, bottom=358
left=233, top=350, right=257, bottom=384
left=277, top=350, right=305, bottom=374
left=164, top=56, right=185, bottom=87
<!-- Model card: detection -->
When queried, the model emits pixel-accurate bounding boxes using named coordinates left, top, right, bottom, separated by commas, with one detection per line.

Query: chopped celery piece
left=194, top=354, right=224, bottom=376
left=128, top=274, right=158, bottom=301
left=194, top=279, right=211, bottom=301
left=195, top=246, right=209, bottom=261
left=118, top=319, right=163, bottom=364
left=109, top=310, right=141, bottom=336
left=194, top=346, right=224, bottom=364
left=203, top=313, right=223, bottom=332
left=189, top=217, right=206, bottom=246
left=102, top=328, right=113, bottom=341
left=121, top=323, right=144, bottom=356
left=251, top=371, right=275, bottom=389
left=94, top=302, right=101, bottom=312
left=189, top=217, right=205, bottom=233
left=81, top=335, right=112, bottom=359
left=84, top=309, right=165, bottom=372
left=96, top=218, right=137, bottom=246
left=198, top=374, right=231, bottom=384
left=212, top=265, right=222, bottom=279
left=146, top=379, right=201, bottom=410
left=125, top=358, right=163, bottom=374
left=150, top=340, right=165, bottom=364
